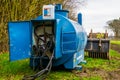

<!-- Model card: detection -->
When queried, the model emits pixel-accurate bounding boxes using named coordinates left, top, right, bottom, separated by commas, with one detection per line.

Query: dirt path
left=111, top=44, right=120, bottom=53
left=72, top=68, right=120, bottom=80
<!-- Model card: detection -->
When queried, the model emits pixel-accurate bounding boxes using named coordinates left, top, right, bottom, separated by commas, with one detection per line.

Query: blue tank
left=8, top=4, right=87, bottom=69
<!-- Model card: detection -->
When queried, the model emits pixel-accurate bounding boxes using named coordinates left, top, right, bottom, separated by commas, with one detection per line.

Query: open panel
left=31, top=20, right=56, bottom=56
left=8, top=21, right=32, bottom=61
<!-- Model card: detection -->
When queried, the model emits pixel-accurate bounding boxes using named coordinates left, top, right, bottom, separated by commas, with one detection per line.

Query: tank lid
left=55, top=4, right=62, bottom=10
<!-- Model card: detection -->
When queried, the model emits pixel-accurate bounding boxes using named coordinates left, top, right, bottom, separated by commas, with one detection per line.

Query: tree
left=64, top=0, right=86, bottom=20
left=0, top=0, right=86, bottom=53
left=107, top=18, right=120, bottom=38
left=51, top=0, right=86, bottom=20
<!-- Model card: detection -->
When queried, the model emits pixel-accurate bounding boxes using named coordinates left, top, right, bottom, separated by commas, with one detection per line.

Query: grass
left=82, top=49, right=120, bottom=71
left=82, top=76, right=102, bottom=80
left=46, top=71, right=80, bottom=80
left=111, top=40, right=120, bottom=45
left=0, top=49, right=120, bottom=80
left=0, top=53, right=35, bottom=80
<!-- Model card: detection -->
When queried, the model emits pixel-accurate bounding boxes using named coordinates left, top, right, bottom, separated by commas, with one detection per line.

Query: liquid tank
left=8, top=4, right=87, bottom=69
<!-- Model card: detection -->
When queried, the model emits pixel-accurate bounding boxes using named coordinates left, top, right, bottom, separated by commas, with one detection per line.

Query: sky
left=78, top=0, right=120, bottom=35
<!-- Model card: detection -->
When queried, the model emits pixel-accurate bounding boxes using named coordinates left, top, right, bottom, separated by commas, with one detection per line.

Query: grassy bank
left=111, top=40, right=120, bottom=45
left=0, top=49, right=120, bottom=80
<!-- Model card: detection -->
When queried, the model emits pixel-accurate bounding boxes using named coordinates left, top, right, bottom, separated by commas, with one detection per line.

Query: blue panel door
left=8, top=21, right=32, bottom=61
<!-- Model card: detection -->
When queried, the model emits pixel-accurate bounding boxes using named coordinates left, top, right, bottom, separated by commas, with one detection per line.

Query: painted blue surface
left=8, top=21, right=32, bottom=61
left=33, top=14, right=87, bottom=69
left=55, top=4, right=69, bottom=17
left=78, top=13, right=82, bottom=25
left=55, top=4, right=62, bottom=10
left=8, top=4, right=87, bottom=69
left=55, top=10, right=69, bottom=17
left=44, top=9, right=48, bottom=16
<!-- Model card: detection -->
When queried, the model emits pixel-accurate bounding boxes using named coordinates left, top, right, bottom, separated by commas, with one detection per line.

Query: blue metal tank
left=8, top=4, right=87, bottom=69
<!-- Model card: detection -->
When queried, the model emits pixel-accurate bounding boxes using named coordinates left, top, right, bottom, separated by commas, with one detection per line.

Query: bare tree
left=62, top=0, right=86, bottom=20
left=107, top=18, right=120, bottom=38
left=50, top=0, right=86, bottom=20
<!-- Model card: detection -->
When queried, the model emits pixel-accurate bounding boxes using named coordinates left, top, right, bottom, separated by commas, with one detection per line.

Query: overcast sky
left=78, top=0, right=120, bottom=35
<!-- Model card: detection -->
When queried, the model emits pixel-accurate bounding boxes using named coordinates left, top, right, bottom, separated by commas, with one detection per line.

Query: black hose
left=22, top=52, right=54, bottom=80
left=22, top=36, right=54, bottom=80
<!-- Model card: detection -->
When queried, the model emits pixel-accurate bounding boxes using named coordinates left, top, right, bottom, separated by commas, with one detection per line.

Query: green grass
left=110, top=49, right=120, bottom=58
left=82, top=49, right=120, bottom=71
left=82, top=76, right=102, bottom=80
left=111, top=40, right=120, bottom=45
left=46, top=71, right=80, bottom=80
left=0, top=53, right=35, bottom=80
left=0, top=49, right=120, bottom=80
